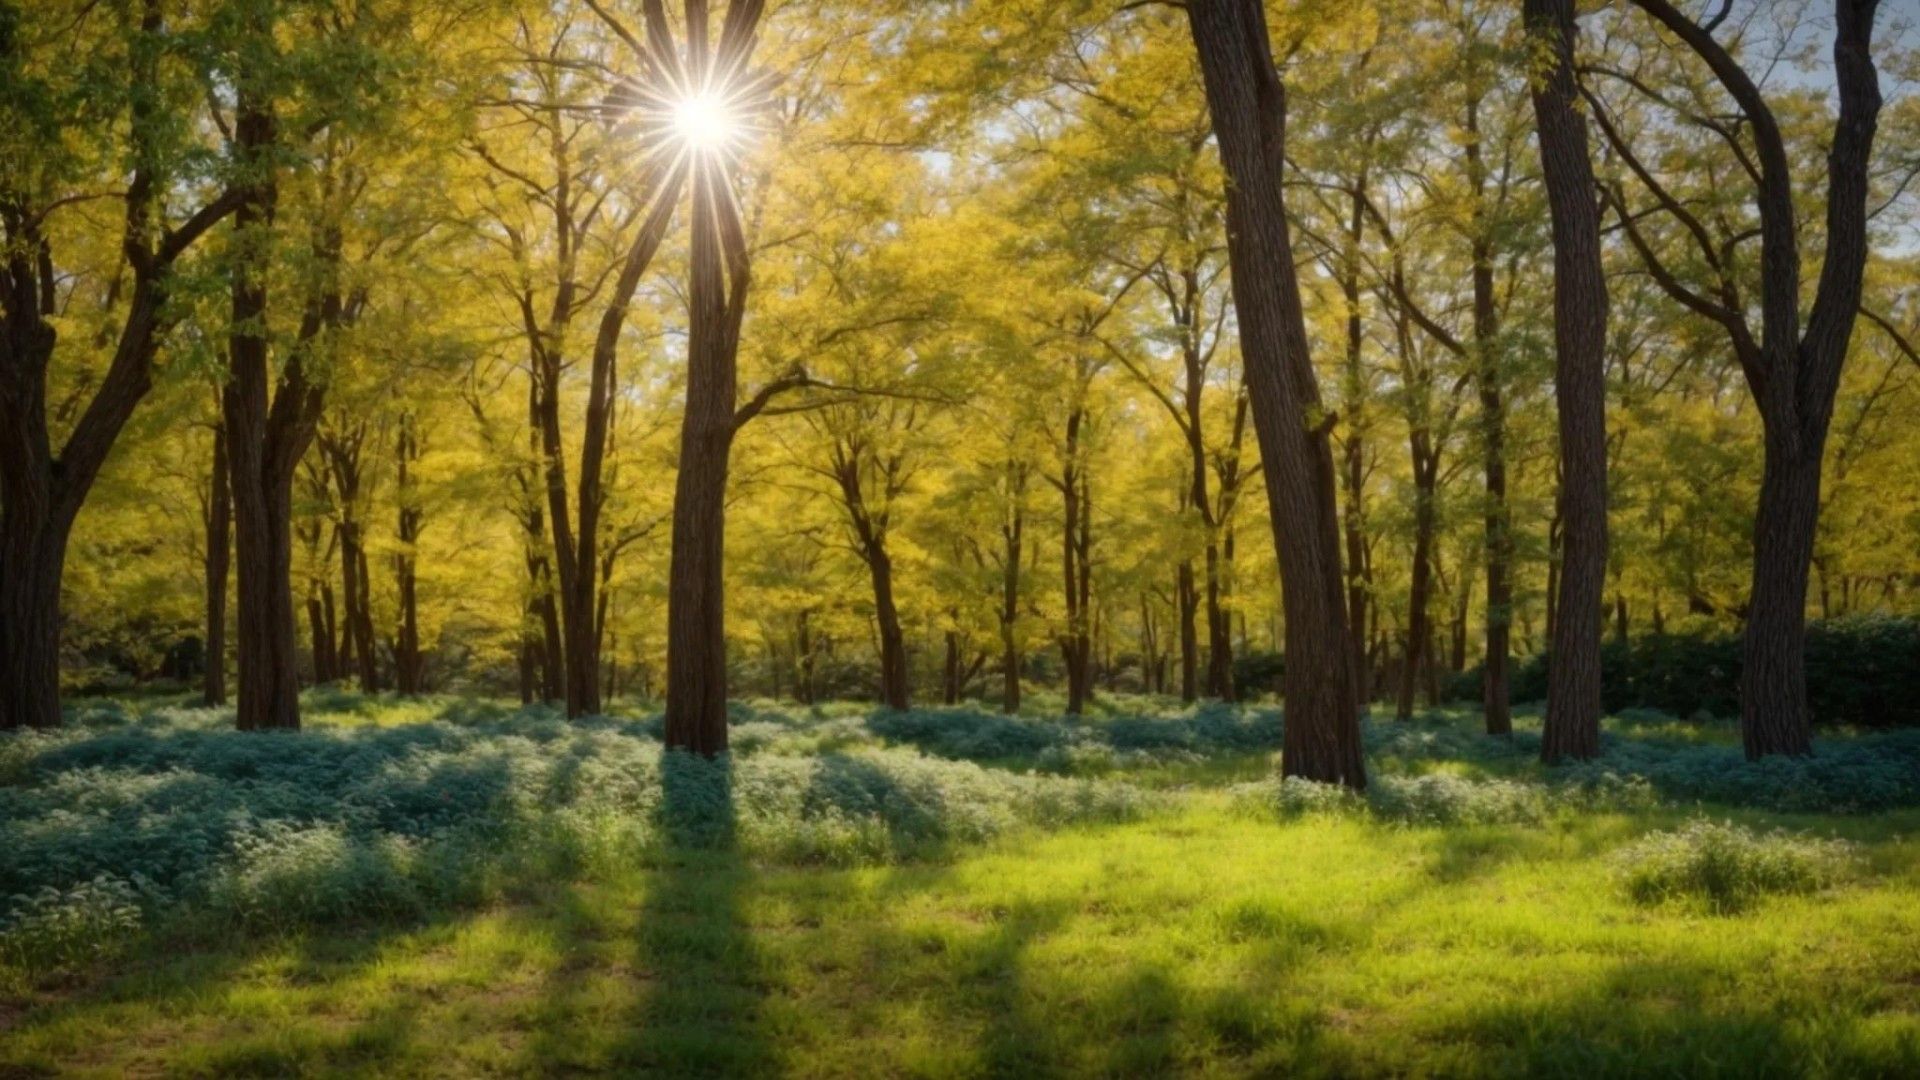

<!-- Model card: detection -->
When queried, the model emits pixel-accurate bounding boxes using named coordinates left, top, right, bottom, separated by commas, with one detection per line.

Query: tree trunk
left=307, top=591, right=334, bottom=683
left=1741, top=441, right=1822, bottom=757
left=664, top=151, right=750, bottom=756
left=796, top=610, right=817, bottom=706
left=869, top=548, right=910, bottom=709
left=1339, top=185, right=1372, bottom=707
left=1528, top=0, right=1610, bottom=763
left=1000, top=495, right=1023, bottom=714
left=0, top=527, right=64, bottom=729
left=392, top=417, right=423, bottom=695
left=203, top=424, right=231, bottom=706
left=1187, top=0, right=1365, bottom=788
left=0, top=3, right=237, bottom=730
left=1616, top=0, right=1882, bottom=757
left=1059, top=421, right=1093, bottom=716
left=1397, top=441, right=1437, bottom=721
left=225, top=81, right=335, bottom=733
left=1176, top=560, right=1199, bottom=702
left=1204, top=540, right=1235, bottom=699
left=942, top=627, right=961, bottom=705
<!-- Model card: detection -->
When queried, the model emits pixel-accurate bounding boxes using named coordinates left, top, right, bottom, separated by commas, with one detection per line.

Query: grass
left=3, top=693, right=1919, bottom=1077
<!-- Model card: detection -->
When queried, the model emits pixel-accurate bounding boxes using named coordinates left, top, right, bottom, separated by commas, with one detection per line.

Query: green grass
left=4, top=695, right=1919, bottom=1077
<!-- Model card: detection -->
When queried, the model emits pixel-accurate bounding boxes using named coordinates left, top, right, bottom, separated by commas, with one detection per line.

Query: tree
left=1592, top=0, right=1886, bottom=756
left=1186, top=0, right=1366, bottom=787
left=2, top=0, right=243, bottom=729
left=1526, top=0, right=1609, bottom=763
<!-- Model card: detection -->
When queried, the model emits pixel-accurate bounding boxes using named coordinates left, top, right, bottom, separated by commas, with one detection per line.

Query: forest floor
left=2, top=692, right=1918, bottom=1077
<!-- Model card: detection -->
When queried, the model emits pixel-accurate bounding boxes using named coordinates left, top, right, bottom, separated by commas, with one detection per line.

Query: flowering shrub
left=0, top=701, right=1159, bottom=969
left=1613, top=821, right=1856, bottom=913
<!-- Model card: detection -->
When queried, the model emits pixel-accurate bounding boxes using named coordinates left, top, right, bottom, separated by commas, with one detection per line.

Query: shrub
left=0, top=702, right=1163, bottom=970
left=1268, top=776, right=1361, bottom=816
left=0, top=875, right=149, bottom=969
left=1613, top=821, right=1856, bottom=913
left=1559, top=728, right=1920, bottom=814
left=1367, top=774, right=1553, bottom=825
left=1447, top=616, right=1920, bottom=727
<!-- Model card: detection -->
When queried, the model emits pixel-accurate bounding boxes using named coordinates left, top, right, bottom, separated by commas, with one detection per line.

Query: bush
left=0, top=702, right=1162, bottom=970
left=865, top=702, right=1278, bottom=773
left=1613, top=820, right=1856, bottom=913
left=1231, top=651, right=1285, bottom=697
left=1446, top=616, right=1920, bottom=727
left=1559, top=728, right=1920, bottom=814
left=1238, top=768, right=1654, bottom=825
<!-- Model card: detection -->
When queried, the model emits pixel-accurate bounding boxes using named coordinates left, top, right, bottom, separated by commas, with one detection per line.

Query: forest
left=2, top=0, right=1918, bottom=1074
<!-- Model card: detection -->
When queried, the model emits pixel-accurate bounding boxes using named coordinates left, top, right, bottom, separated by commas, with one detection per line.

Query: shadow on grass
left=1446, top=956, right=1913, bottom=1077
left=611, top=750, right=774, bottom=1076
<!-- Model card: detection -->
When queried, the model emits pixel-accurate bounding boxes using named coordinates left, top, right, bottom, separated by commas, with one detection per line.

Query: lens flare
left=672, top=92, right=736, bottom=152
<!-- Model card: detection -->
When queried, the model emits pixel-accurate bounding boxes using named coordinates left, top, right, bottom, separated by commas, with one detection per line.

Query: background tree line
left=3, top=0, right=1915, bottom=779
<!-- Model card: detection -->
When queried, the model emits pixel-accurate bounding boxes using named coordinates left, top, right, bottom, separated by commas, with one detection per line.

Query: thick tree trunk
left=0, top=527, right=64, bottom=729
left=1741, top=441, right=1822, bottom=757
left=1187, top=0, right=1364, bottom=788
left=225, top=80, right=335, bottom=733
left=227, top=435, right=305, bottom=731
left=664, top=151, right=749, bottom=756
left=203, top=425, right=231, bottom=706
left=664, top=376, right=733, bottom=752
left=1529, top=0, right=1610, bottom=764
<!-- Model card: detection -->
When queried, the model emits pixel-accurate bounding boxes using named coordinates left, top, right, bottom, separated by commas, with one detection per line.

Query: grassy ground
left=3, top=695, right=1919, bottom=1077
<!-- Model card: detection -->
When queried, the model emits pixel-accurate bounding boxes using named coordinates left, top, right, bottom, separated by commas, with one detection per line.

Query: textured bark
left=1187, top=0, right=1365, bottom=788
left=664, top=95, right=756, bottom=751
left=225, top=84, right=333, bottom=733
left=1529, top=0, right=1609, bottom=764
left=203, top=425, right=231, bottom=706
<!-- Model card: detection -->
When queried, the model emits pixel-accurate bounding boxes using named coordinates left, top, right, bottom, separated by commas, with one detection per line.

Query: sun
left=671, top=92, right=737, bottom=153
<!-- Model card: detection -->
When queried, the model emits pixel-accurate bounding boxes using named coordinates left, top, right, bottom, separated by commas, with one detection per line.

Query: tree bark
left=392, top=413, right=424, bottom=695
left=999, top=470, right=1024, bottom=714
left=203, top=424, right=231, bottom=706
left=1176, top=559, right=1199, bottom=701
left=1187, top=0, right=1365, bottom=788
left=1058, top=409, right=1094, bottom=715
left=224, top=82, right=335, bottom=733
left=1397, top=433, right=1438, bottom=721
left=665, top=133, right=753, bottom=754
left=1529, top=0, right=1610, bottom=764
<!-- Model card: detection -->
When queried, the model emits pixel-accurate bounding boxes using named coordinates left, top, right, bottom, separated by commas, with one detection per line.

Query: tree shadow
left=609, top=750, right=775, bottom=1075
